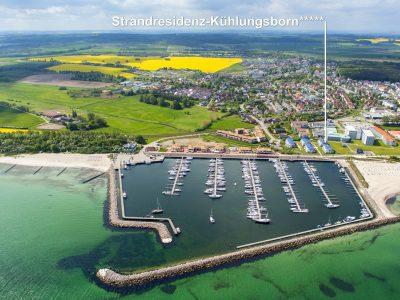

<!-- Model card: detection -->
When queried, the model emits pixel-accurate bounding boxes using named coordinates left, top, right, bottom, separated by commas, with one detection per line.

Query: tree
left=87, top=112, right=95, bottom=121
left=135, top=135, right=146, bottom=144
left=172, top=100, right=182, bottom=110
left=71, top=109, right=78, bottom=118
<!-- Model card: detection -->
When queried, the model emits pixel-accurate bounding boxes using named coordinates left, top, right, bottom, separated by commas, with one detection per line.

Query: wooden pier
left=81, top=172, right=105, bottom=184
left=33, top=166, right=43, bottom=175
left=303, top=160, right=338, bottom=208
left=57, top=167, right=67, bottom=176
left=3, top=164, right=16, bottom=173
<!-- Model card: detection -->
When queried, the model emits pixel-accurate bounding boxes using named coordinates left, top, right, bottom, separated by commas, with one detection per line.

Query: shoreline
left=0, top=153, right=112, bottom=172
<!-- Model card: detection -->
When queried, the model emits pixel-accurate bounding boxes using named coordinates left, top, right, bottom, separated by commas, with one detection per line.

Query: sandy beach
left=353, top=160, right=400, bottom=218
left=0, top=153, right=112, bottom=171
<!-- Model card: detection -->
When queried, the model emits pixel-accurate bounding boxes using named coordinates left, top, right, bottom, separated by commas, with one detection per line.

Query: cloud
left=0, top=0, right=398, bottom=33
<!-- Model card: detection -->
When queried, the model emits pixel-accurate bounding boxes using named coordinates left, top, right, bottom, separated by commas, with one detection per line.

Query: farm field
left=48, top=64, right=135, bottom=79
left=356, top=38, right=390, bottom=44
left=126, top=56, right=243, bottom=73
left=0, top=83, right=222, bottom=136
left=34, top=55, right=243, bottom=73
left=0, top=105, right=44, bottom=129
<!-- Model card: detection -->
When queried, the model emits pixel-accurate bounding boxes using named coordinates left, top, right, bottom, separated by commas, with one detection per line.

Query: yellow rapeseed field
left=0, top=128, right=28, bottom=133
left=48, top=63, right=135, bottom=79
left=127, top=56, right=243, bottom=73
left=34, top=55, right=243, bottom=73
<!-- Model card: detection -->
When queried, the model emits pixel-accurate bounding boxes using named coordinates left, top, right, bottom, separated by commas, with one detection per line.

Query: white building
left=361, top=129, right=375, bottom=146
left=345, top=125, right=362, bottom=140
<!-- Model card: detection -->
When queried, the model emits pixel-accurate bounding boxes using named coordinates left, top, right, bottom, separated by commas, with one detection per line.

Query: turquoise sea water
left=1, top=163, right=399, bottom=299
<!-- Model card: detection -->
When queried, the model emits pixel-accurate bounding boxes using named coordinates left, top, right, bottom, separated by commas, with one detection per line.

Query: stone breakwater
left=107, top=169, right=173, bottom=244
left=97, top=216, right=400, bottom=287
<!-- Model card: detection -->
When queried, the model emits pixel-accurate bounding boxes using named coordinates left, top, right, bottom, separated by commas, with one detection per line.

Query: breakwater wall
left=97, top=215, right=400, bottom=287
left=107, top=169, right=173, bottom=244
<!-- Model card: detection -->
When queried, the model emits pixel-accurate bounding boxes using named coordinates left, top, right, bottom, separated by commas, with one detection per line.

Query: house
left=285, top=138, right=297, bottom=148
left=371, top=126, right=397, bottom=146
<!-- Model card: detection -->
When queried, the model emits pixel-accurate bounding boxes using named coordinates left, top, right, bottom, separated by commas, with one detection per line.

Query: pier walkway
left=276, top=159, right=307, bottom=213
left=164, top=158, right=184, bottom=195
left=303, top=160, right=338, bottom=208
left=248, top=161, right=262, bottom=220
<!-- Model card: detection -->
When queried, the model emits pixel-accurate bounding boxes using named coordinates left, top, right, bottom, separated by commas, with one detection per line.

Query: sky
left=0, top=0, right=398, bottom=33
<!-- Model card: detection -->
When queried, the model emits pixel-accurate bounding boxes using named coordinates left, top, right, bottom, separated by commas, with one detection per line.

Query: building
left=322, top=143, right=335, bottom=154
left=361, top=129, right=375, bottom=146
left=285, top=137, right=296, bottom=148
left=345, top=125, right=362, bottom=140
left=297, top=128, right=309, bottom=138
left=371, top=126, right=397, bottom=146
left=216, top=126, right=266, bottom=144
left=300, top=138, right=316, bottom=153
left=255, top=147, right=273, bottom=154
left=388, top=130, right=400, bottom=140
left=123, top=142, right=137, bottom=153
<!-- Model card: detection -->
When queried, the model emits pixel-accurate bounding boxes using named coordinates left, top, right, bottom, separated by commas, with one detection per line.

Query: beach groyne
left=107, top=169, right=173, bottom=244
left=97, top=215, right=400, bottom=287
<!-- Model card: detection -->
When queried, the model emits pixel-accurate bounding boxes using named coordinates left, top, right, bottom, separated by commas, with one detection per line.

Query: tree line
left=138, top=93, right=194, bottom=110
left=0, top=131, right=133, bottom=154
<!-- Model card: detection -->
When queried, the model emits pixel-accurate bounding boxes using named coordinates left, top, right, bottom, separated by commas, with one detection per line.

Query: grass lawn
left=204, top=115, right=254, bottom=132
left=0, top=105, right=43, bottom=129
left=330, top=140, right=400, bottom=155
left=0, top=83, right=221, bottom=136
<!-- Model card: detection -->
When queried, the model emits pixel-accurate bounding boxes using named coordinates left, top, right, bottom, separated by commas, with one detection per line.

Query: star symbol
left=320, top=16, right=324, bottom=21
left=304, top=16, right=308, bottom=21
left=315, top=16, right=319, bottom=21
left=299, top=16, right=303, bottom=21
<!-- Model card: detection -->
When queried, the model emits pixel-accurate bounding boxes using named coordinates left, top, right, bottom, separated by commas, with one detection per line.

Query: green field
left=0, top=83, right=222, bottom=136
left=330, top=140, right=400, bottom=155
left=205, top=115, right=254, bottom=131
left=0, top=105, right=43, bottom=129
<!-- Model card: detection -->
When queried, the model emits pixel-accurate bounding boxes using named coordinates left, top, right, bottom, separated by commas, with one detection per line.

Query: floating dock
left=303, top=161, right=339, bottom=209
left=275, top=159, right=308, bottom=213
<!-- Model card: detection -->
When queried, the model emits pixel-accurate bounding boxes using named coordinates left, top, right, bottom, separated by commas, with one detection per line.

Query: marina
left=120, top=158, right=370, bottom=264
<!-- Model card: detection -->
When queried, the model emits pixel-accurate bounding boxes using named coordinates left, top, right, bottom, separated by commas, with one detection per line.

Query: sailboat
left=209, top=209, right=215, bottom=224
left=152, top=198, right=163, bottom=214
